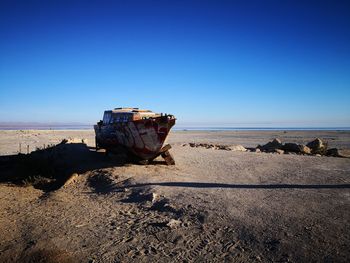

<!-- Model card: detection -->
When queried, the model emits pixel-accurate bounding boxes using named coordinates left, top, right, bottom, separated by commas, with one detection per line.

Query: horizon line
left=0, top=122, right=350, bottom=131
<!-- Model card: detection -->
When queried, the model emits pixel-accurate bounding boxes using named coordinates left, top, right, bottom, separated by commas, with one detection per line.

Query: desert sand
left=0, top=130, right=349, bottom=262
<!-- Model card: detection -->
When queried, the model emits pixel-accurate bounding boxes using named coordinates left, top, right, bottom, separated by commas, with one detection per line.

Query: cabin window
left=103, top=112, right=111, bottom=124
left=112, top=115, right=120, bottom=123
left=105, top=112, right=133, bottom=123
left=114, top=114, right=130, bottom=122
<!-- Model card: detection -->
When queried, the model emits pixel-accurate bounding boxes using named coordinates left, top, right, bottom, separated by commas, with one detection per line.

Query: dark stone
left=326, top=148, right=338, bottom=157
left=283, top=143, right=311, bottom=154
left=306, top=138, right=326, bottom=154
left=259, top=138, right=283, bottom=151
left=327, top=148, right=350, bottom=158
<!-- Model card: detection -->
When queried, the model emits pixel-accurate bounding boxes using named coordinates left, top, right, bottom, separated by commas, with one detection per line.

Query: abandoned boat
left=94, top=108, right=176, bottom=164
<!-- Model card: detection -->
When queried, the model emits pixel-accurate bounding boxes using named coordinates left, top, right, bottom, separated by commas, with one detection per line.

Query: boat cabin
left=102, top=108, right=159, bottom=124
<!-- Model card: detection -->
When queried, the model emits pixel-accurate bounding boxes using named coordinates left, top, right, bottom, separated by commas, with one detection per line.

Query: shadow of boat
left=0, top=142, right=142, bottom=192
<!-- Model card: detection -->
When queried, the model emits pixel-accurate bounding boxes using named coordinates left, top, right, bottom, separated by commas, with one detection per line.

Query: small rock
left=282, top=143, right=299, bottom=153
left=327, top=148, right=350, bottom=158
left=64, top=173, right=79, bottom=186
left=283, top=143, right=311, bottom=154
left=167, top=219, right=182, bottom=228
left=299, top=145, right=311, bottom=154
left=326, top=148, right=338, bottom=157
left=217, top=145, right=230, bottom=150
left=151, top=193, right=159, bottom=203
left=306, top=138, right=326, bottom=154
left=294, top=146, right=308, bottom=154
left=229, top=145, right=247, bottom=152
left=189, top=143, right=196, bottom=147
left=259, top=138, right=283, bottom=151
left=252, top=148, right=261, bottom=153
left=181, top=143, right=187, bottom=147
left=274, top=149, right=284, bottom=154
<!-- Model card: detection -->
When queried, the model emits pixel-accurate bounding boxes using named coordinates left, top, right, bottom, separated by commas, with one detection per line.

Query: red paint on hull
left=95, top=113, right=175, bottom=160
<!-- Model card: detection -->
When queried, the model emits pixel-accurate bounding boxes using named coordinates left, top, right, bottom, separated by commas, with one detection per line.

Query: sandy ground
left=0, top=130, right=349, bottom=262
left=1, top=129, right=350, bottom=155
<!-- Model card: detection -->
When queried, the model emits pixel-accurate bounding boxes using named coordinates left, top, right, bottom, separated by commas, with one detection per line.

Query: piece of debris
left=159, top=144, right=175, bottom=165
left=161, top=149, right=175, bottom=165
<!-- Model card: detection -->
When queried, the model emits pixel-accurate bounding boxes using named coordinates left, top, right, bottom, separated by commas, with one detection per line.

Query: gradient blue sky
left=0, top=0, right=349, bottom=127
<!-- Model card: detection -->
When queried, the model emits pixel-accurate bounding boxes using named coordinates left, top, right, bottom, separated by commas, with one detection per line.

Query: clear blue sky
left=0, top=0, right=349, bottom=127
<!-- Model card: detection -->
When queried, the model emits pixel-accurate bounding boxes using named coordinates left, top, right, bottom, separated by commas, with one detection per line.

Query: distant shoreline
left=1, top=126, right=350, bottom=131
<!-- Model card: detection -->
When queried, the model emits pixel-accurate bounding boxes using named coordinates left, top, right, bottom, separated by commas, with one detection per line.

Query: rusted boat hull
left=94, top=116, right=175, bottom=160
